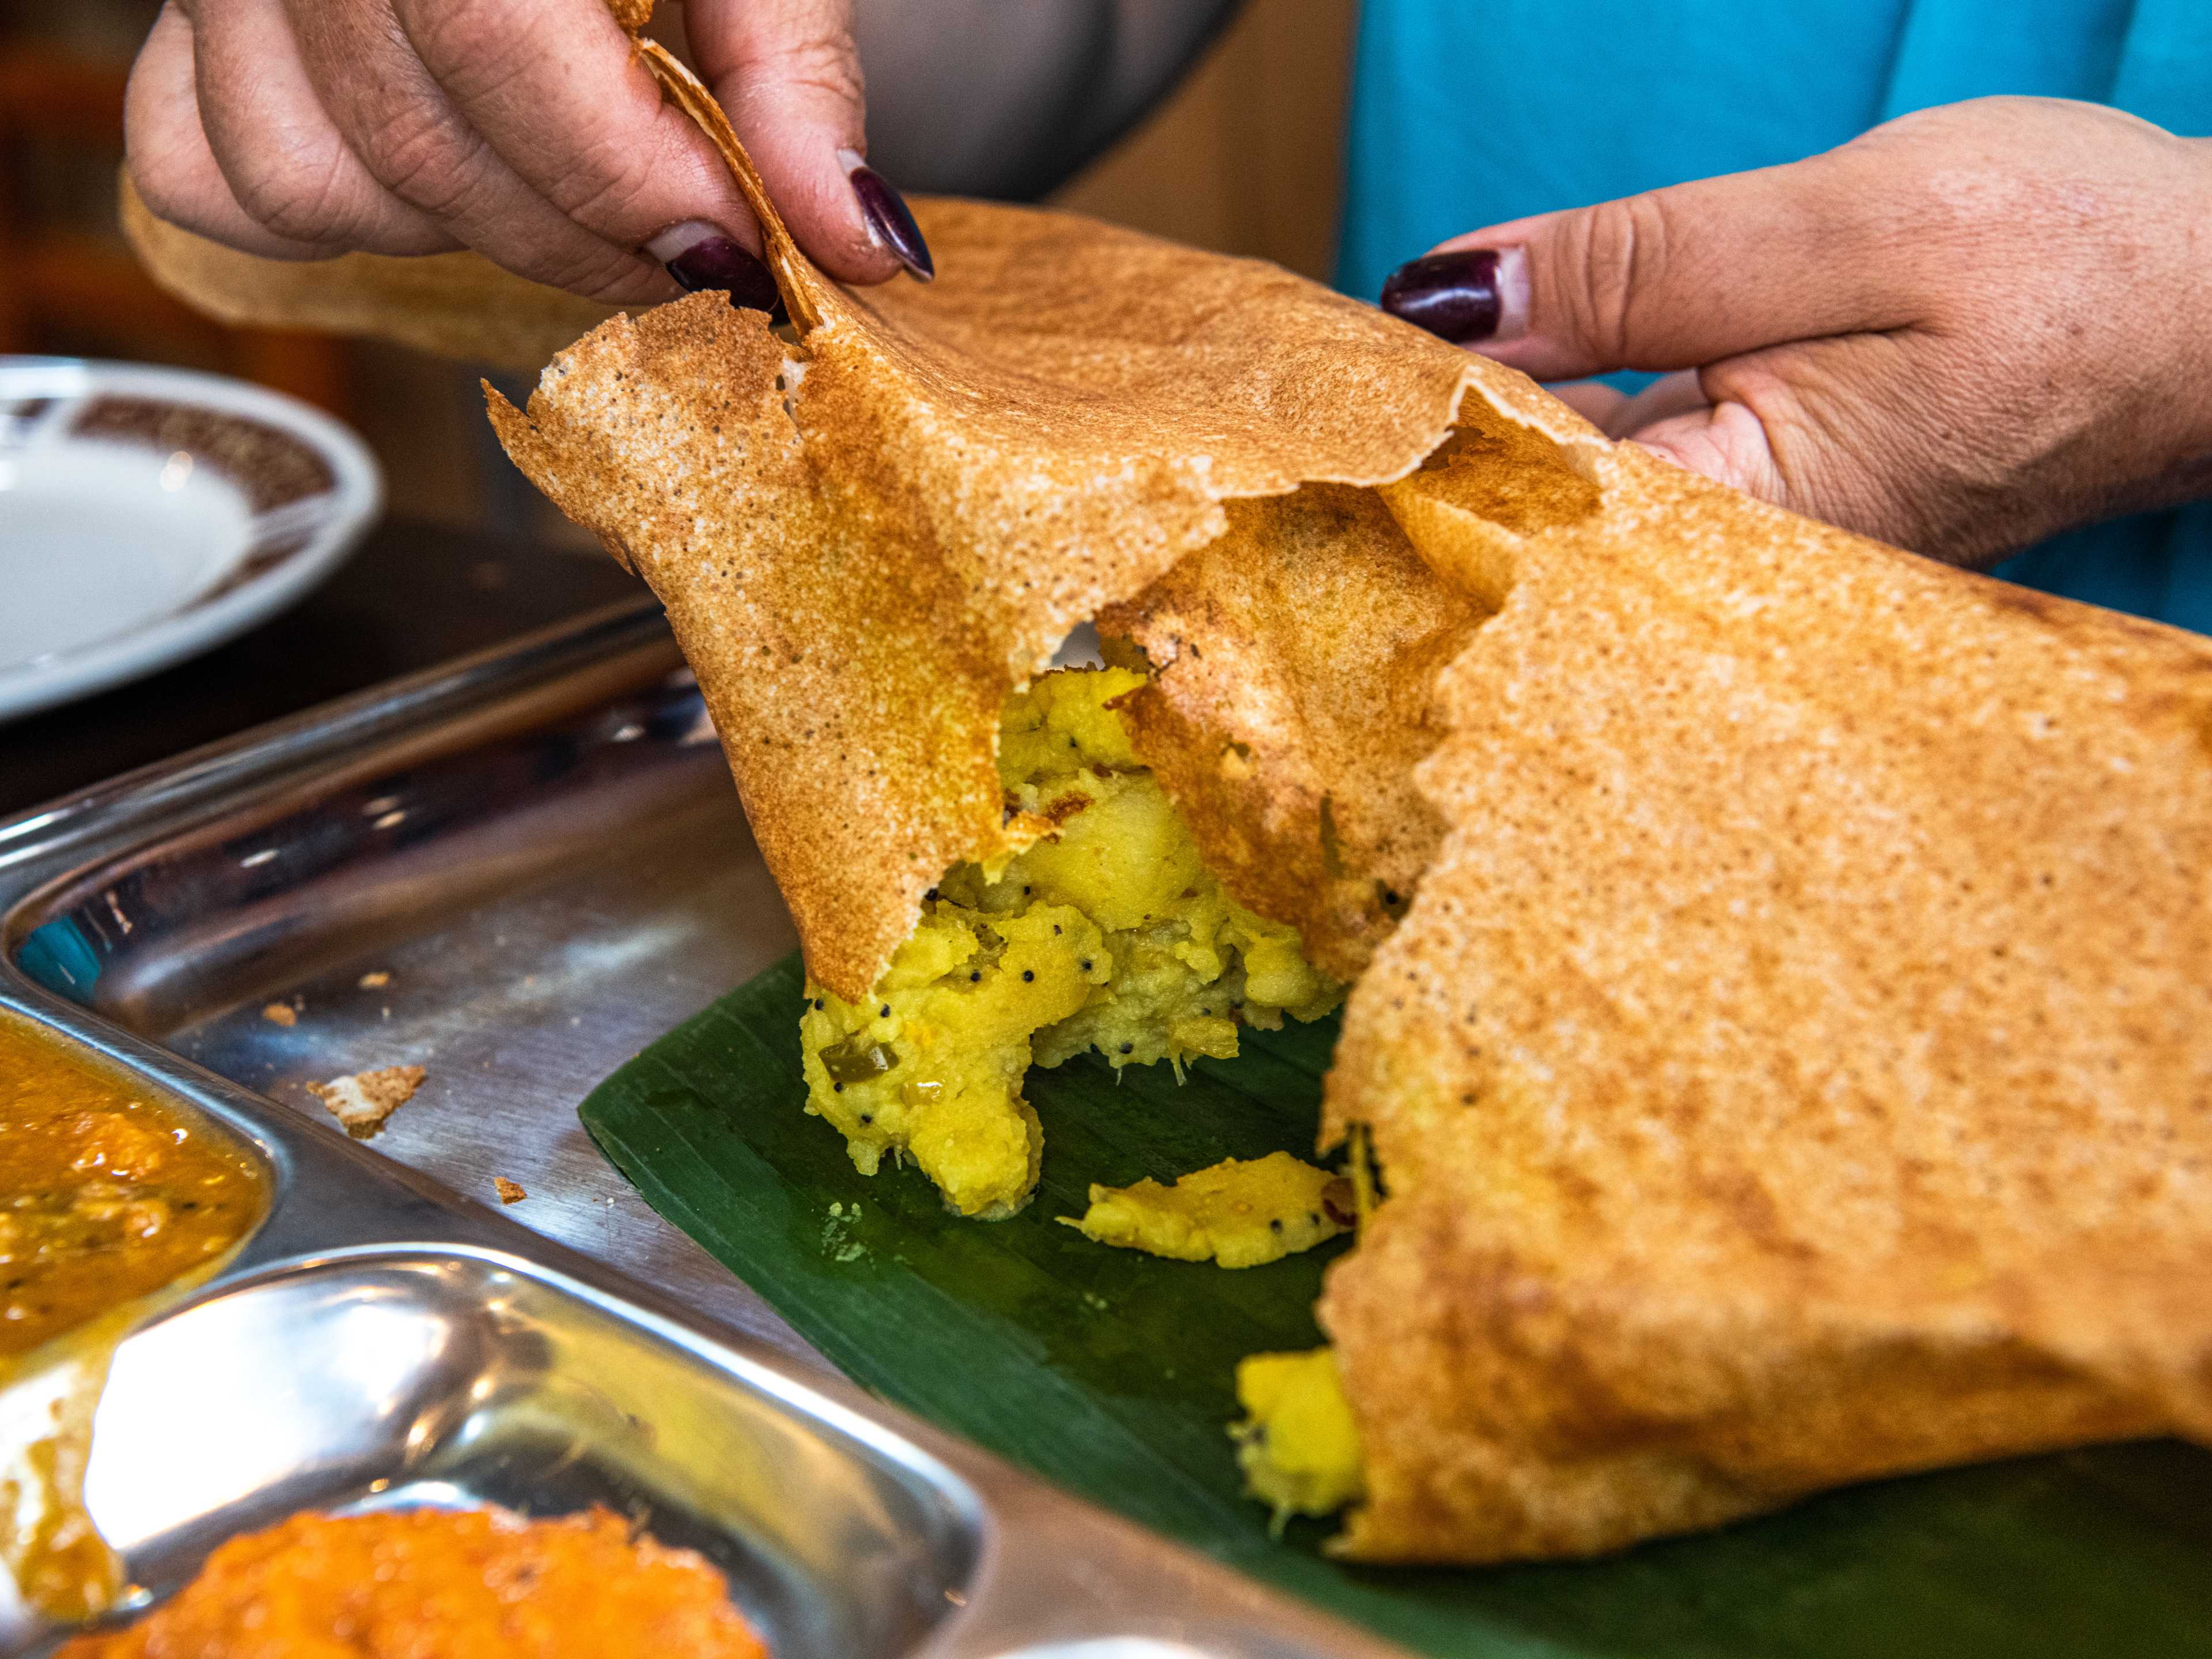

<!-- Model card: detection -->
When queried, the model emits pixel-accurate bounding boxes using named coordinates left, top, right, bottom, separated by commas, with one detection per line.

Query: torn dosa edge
left=1093, top=486, right=1484, bottom=984
left=1095, top=411, right=1605, bottom=982
left=1310, top=432, right=2212, bottom=1563
left=487, top=43, right=1601, bottom=1001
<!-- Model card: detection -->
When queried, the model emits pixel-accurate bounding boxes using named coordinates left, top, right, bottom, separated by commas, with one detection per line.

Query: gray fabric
left=853, top=0, right=1242, bottom=199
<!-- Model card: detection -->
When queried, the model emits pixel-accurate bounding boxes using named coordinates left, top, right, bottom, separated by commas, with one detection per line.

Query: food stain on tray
left=1, top=1015, right=265, bottom=1622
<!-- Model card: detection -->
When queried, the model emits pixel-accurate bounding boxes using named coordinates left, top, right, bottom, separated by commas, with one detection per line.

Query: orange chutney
left=2, top=1015, right=266, bottom=1621
left=56, top=1506, right=772, bottom=1659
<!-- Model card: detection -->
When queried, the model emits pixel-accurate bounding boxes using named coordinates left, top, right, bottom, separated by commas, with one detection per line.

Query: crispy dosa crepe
left=1097, top=415, right=1603, bottom=981
left=115, top=26, right=1571, bottom=999
left=1315, top=427, right=2212, bottom=1562
left=483, top=181, right=1537, bottom=999
left=487, top=21, right=1593, bottom=1001
left=1095, top=486, right=1485, bottom=982
left=130, top=22, right=2212, bottom=1566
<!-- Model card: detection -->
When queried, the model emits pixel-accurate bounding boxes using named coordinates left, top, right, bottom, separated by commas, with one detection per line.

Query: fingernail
left=840, top=149, right=933, bottom=281
left=1380, top=247, right=1529, bottom=346
left=646, top=221, right=785, bottom=320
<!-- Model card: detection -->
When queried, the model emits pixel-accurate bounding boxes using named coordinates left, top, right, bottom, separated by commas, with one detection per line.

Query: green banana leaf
left=579, top=954, right=2212, bottom=1659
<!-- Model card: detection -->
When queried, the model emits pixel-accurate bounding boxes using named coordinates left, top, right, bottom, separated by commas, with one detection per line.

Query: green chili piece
left=820, top=1034, right=899, bottom=1085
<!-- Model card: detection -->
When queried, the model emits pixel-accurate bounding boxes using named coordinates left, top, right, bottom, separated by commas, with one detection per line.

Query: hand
left=1380, top=98, right=2212, bottom=568
left=123, top=0, right=933, bottom=308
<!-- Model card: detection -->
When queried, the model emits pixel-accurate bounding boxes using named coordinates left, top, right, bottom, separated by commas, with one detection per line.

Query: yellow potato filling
left=799, top=666, right=1341, bottom=1218
left=1065, top=1152, right=1353, bottom=1268
left=1232, top=1347, right=1366, bottom=1525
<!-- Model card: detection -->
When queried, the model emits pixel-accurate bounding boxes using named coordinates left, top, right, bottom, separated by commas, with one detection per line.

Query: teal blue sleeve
left=1336, top=0, right=1915, bottom=304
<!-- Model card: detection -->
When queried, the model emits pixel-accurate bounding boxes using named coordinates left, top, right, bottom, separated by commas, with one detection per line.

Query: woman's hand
left=123, top=0, right=932, bottom=309
left=1381, top=98, right=2212, bottom=567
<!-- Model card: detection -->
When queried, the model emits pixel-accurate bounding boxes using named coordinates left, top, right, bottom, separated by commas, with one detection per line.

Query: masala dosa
left=123, top=45, right=2212, bottom=1567
left=481, top=175, right=2212, bottom=1555
left=481, top=188, right=1539, bottom=1003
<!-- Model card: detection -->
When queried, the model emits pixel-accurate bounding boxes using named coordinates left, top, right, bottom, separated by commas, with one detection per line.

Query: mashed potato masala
left=1067, top=1152, right=1353, bottom=1269
left=800, top=668, right=1341, bottom=1219
left=1233, top=1347, right=1365, bottom=1525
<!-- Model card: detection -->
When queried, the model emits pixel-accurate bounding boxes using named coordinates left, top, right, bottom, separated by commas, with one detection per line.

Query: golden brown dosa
left=1317, top=427, right=2212, bottom=1561
left=123, top=22, right=2212, bottom=1565
left=113, top=24, right=1565, bottom=999
left=482, top=182, right=1542, bottom=998
left=1096, top=486, right=1485, bottom=982
left=1095, top=412, right=1605, bottom=981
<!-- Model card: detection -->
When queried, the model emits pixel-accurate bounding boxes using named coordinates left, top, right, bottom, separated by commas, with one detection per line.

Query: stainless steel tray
left=0, top=600, right=1406, bottom=1659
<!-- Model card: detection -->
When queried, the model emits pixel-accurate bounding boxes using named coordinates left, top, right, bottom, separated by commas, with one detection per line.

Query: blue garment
left=1337, top=0, right=2212, bottom=631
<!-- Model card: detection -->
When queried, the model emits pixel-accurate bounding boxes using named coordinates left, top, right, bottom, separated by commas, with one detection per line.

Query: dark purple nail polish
left=664, top=236, right=786, bottom=323
left=1380, top=249, right=1501, bottom=344
left=847, top=161, right=934, bottom=281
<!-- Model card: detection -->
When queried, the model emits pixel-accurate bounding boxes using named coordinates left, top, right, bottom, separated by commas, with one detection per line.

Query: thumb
left=1614, top=337, right=1941, bottom=558
left=1382, top=149, right=1917, bottom=382
left=1626, top=399, right=1786, bottom=502
left=686, top=0, right=922, bottom=286
left=1586, top=368, right=1785, bottom=499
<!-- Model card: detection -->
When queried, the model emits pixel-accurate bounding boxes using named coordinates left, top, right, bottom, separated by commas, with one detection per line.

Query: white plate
left=0, top=358, right=382, bottom=723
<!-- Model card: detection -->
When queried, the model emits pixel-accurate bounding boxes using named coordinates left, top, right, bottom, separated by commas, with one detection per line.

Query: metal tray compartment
left=7, top=601, right=806, bottom=1350
left=84, top=1248, right=979, bottom=1659
left=1, top=603, right=1407, bottom=1659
